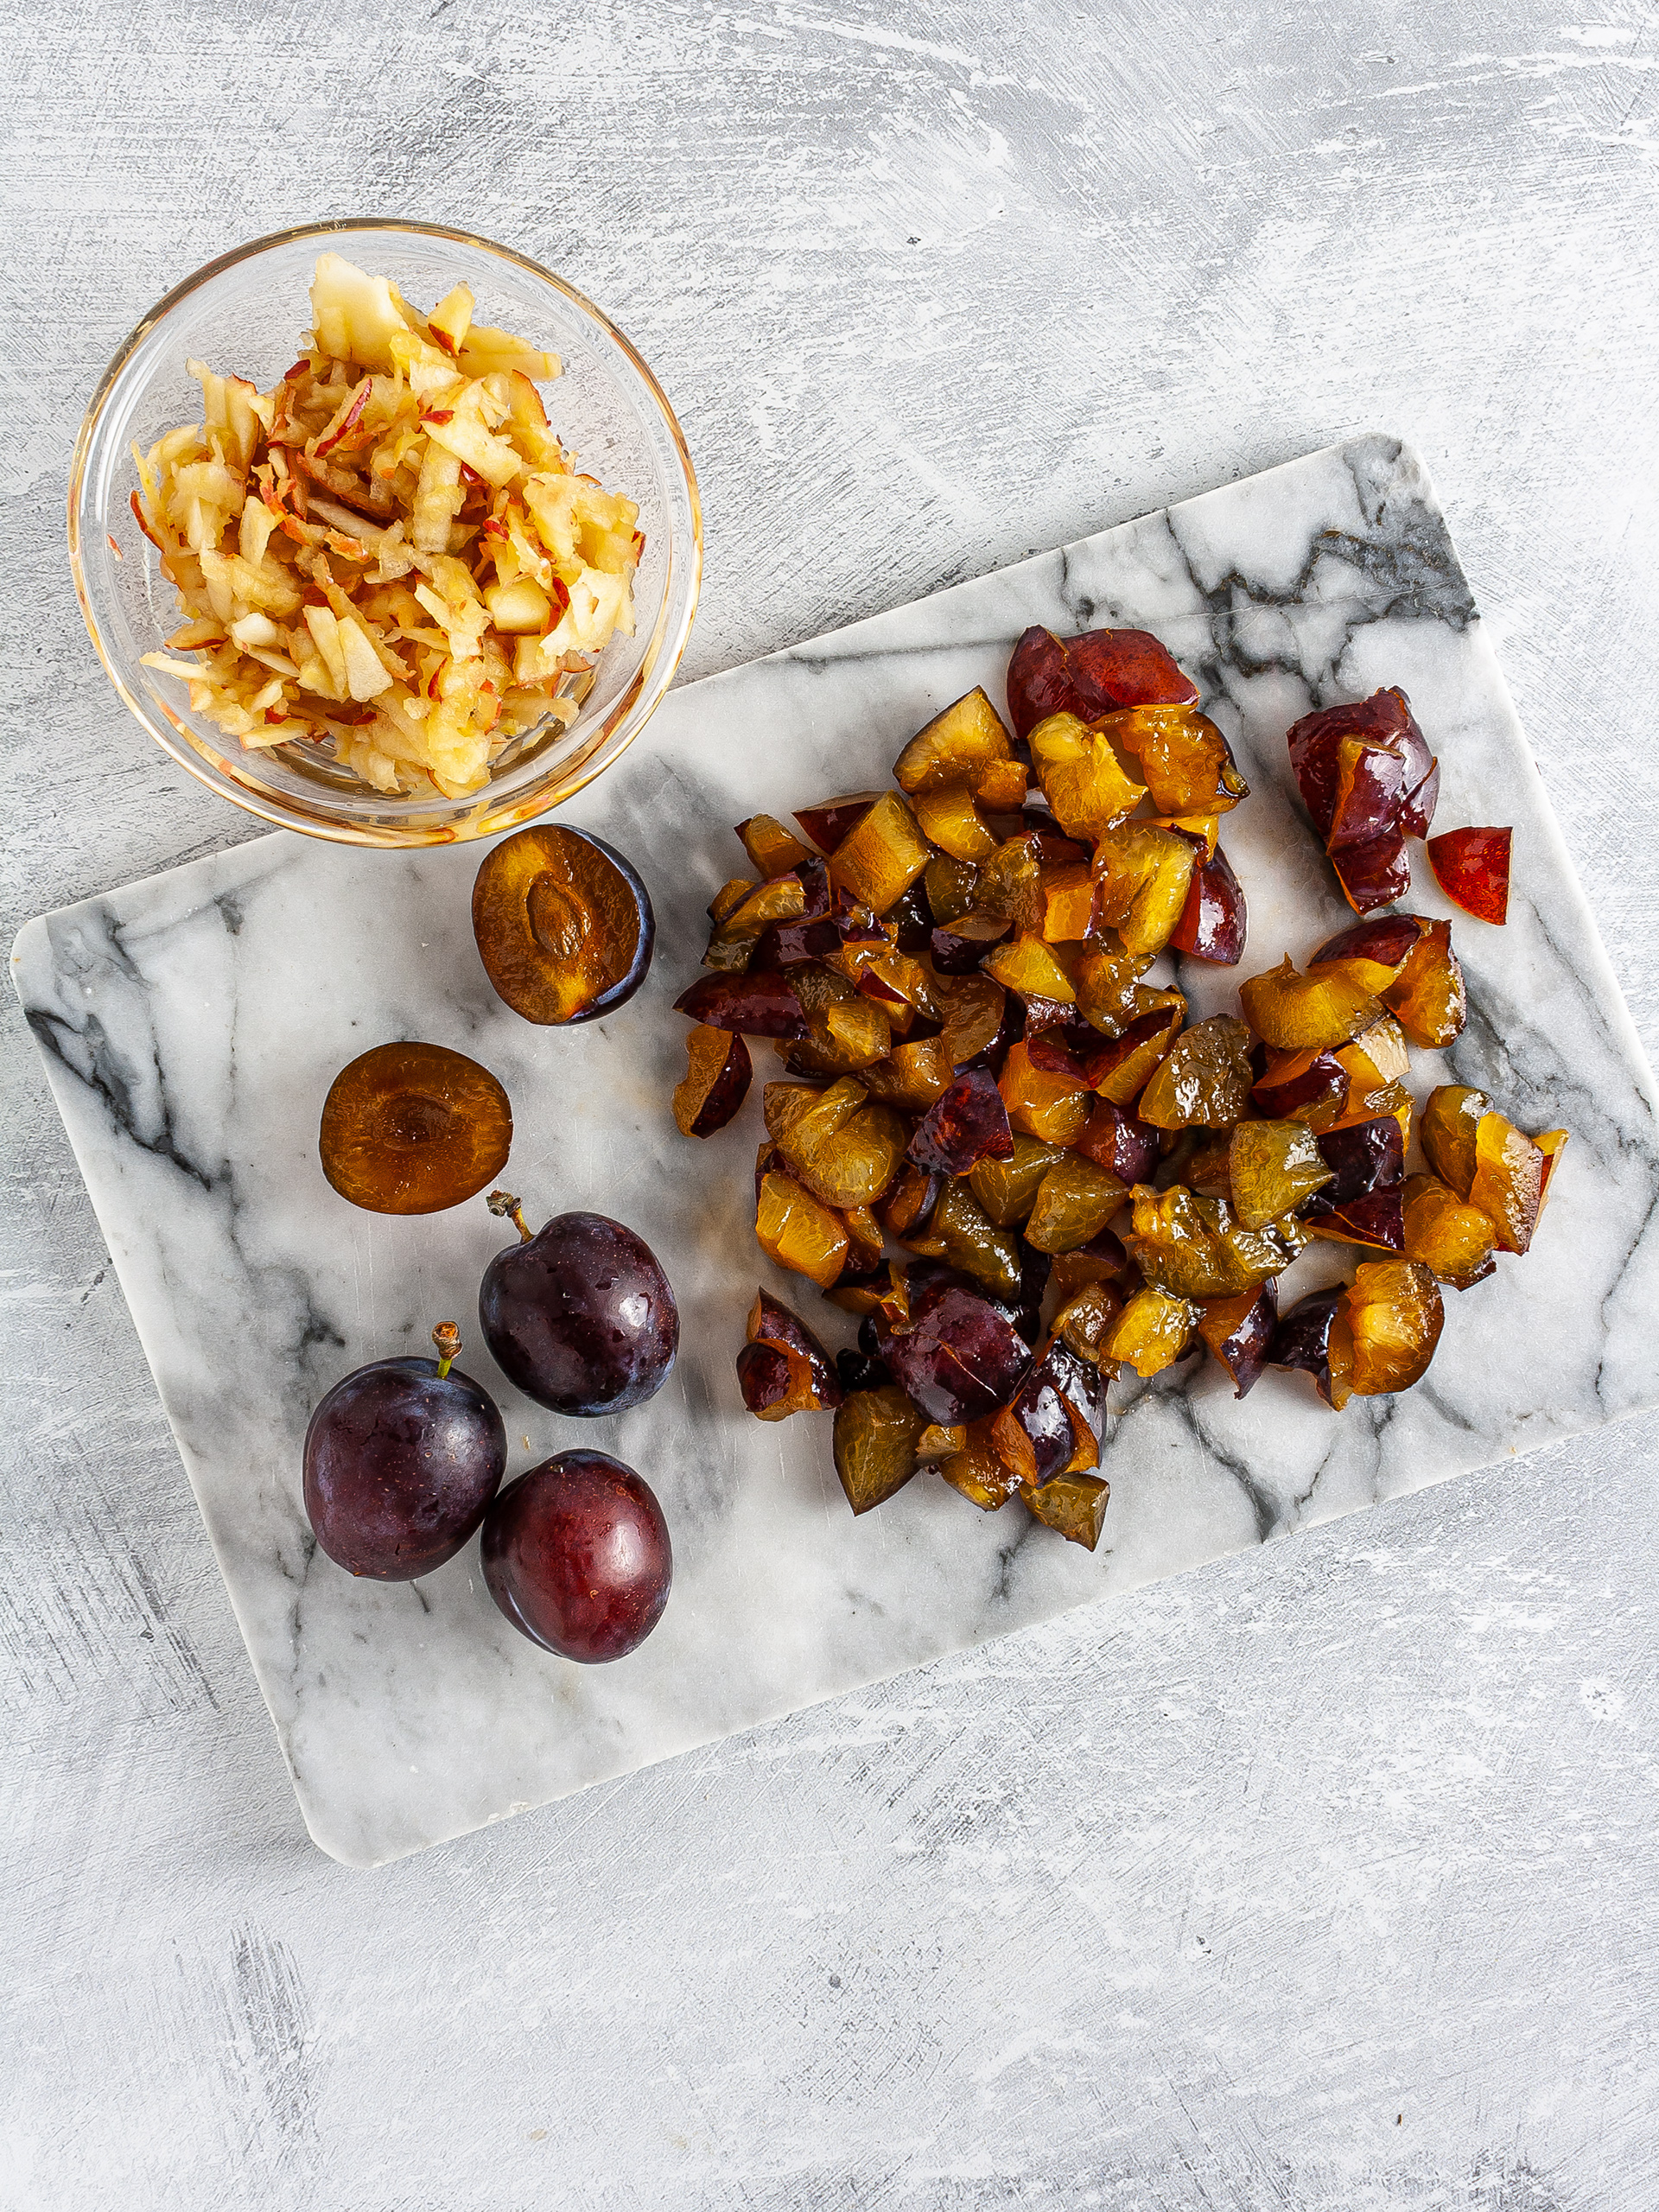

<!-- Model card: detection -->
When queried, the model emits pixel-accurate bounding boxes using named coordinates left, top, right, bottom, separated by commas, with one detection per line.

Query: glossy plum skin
left=302, top=1357, right=506, bottom=1580
left=907, top=1065, right=1015, bottom=1176
left=876, top=1281, right=1033, bottom=1426
left=480, top=1211, right=679, bottom=1415
left=1170, top=844, right=1248, bottom=963
left=482, top=1451, right=671, bottom=1662
left=1006, top=624, right=1198, bottom=737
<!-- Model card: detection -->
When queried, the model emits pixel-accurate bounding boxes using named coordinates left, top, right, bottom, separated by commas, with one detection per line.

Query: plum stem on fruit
left=486, top=1188, right=534, bottom=1243
left=432, top=1322, right=461, bottom=1379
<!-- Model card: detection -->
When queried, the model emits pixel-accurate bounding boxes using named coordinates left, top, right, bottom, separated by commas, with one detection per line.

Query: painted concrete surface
left=4, top=3, right=1657, bottom=2205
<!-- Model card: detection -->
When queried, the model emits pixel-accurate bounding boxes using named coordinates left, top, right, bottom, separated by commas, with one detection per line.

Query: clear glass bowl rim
left=67, top=216, right=702, bottom=847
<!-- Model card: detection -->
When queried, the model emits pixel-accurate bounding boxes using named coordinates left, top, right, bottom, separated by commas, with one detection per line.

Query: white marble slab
left=14, top=435, right=1659, bottom=1868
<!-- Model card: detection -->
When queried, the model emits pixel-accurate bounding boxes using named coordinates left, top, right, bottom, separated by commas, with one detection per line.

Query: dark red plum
left=907, top=1065, right=1015, bottom=1177
left=1332, top=829, right=1413, bottom=915
left=738, top=1290, right=843, bottom=1418
left=1312, top=1116, right=1405, bottom=1202
left=886, top=880, right=936, bottom=955
left=302, top=1324, right=506, bottom=1580
left=1286, top=688, right=1439, bottom=914
left=1302, top=1116, right=1406, bottom=1248
left=1309, top=1186, right=1406, bottom=1249
left=836, top=1347, right=893, bottom=1394
left=480, top=1197, right=679, bottom=1416
left=792, top=791, right=884, bottom=853
left=482, top=1451, right=671, bottom=1662
left=752, top=909, right=886, bottom=968
left=1287, top=688, right=1427, bottom=840
left=1311, top=913, right=1424, bottom=979
left=672, top=1028, right=751, bottom=1139
left=1250, top=1047, right=1350, bottom=1122
left=995, top=1340, right=1099, bottom=1489
left=1399, top=760, right=1440, bottom=841
left=1072, top=1006, right=1183, bottom=1092
left=1170, top=843, right=1248, bottom=964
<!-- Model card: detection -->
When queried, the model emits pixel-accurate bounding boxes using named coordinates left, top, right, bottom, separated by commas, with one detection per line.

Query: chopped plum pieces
left=1007, top=624, right=1198, bottom=736
left=1286, top=686, right=1439, bottom=912
left=906, top=1065, right=1015, bottom=1178
left=1427, top=826, right=1512, bottom=925
left=1170, top=842, right=1248, bottom=963
left=676, top=621, right=1566, bottom=1546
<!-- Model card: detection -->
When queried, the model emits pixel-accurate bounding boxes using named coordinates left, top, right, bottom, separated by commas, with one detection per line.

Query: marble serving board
left=16, top=435, right=1659, bottom=1868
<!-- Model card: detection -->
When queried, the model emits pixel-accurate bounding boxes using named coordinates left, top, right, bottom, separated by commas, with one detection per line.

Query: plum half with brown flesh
left=480, top=1192, right=679, bottom=1415
left=303, top=1323, right=507, bottom=1580
left=482, top=1451, right=671, bottom=1662
left=473, top=826, right=654, bottom=1024
left=320, top=1041, right=512, bottom=1215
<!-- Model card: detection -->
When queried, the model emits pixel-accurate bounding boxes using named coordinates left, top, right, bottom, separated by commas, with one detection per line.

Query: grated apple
left=135, top=253, right=639, bottom=799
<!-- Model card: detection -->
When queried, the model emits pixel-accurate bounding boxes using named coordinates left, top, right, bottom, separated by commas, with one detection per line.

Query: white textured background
left=5, top=4, right=1659, bottom=2206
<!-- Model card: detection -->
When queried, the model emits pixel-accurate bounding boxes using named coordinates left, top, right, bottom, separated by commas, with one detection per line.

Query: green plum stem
left=432, top=1321, right=461, bottom=1379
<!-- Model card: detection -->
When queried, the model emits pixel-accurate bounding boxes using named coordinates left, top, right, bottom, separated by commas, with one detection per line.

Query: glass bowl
left=68, top=219, right=702, bottom=847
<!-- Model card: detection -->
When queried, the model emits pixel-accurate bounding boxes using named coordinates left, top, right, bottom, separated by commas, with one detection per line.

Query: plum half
left=473, top=824, right=655, bottom=1025
left=319, top=1041, right=512, bottom=1215
left=479, top=1193, right=679, bottom=1414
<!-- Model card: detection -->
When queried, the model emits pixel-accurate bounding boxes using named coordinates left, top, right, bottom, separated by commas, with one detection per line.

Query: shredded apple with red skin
left=133, top=252, right=641, bottom=800
left=667, top=628, right=1565, bottom=1549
